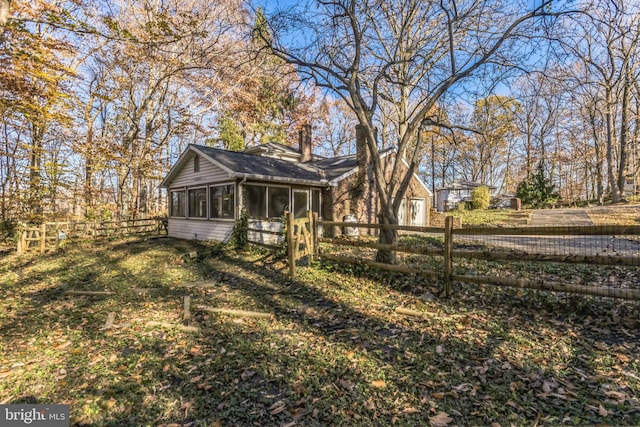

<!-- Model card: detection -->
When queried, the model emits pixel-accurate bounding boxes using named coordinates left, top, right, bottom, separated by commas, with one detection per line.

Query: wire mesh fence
left=316, top=221, right=640, bottom=301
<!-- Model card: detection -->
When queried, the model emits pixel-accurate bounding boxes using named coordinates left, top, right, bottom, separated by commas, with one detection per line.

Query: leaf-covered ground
left=587, top=204, right=640, bottom=226
left=1, top=238, right=639, bottom=426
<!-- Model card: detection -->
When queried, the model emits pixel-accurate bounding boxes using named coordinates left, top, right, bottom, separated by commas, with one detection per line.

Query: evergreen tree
left=516, top=162, right=559, bottom=208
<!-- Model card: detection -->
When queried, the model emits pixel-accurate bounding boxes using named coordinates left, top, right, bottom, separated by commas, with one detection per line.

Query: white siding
left=170, top=156, right=230, bottom=188
left=247, top=219, right=284, bottom=246
left=168, top=218, right=234, bottom=242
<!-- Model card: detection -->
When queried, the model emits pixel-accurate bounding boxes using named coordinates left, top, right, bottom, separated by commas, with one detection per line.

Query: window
left=244, top=185, right=266, bottom=218
left=210, top=184, right=235, bottom=219
left=312, top=189, right=321, bottom=218
left=170, top=190, right=185, bottom=217
left=293, top=190, right=308, bottom=219
left=193, top=155, right=200, bottom=172
left=244, top=185, right=289, bottom=218
left=188, top=188, right=207, bottom=218
left=268, top=187, right=289, bottom=218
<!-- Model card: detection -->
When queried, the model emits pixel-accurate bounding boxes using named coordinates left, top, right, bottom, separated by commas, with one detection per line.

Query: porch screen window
left=170, top=190, right=185, bottom=217
left=188, top=188, right=207, bottom=218
left=268, top=187, right=288, bottom=218
left=312, top=189, right=321, bottom=218
left=210, top=184, right=234, bottom=219
left=244, top=185, right=289, bottom=218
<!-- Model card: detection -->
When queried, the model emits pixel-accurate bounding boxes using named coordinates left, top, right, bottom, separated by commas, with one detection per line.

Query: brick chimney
left=298, top=123, right=312, bottom=162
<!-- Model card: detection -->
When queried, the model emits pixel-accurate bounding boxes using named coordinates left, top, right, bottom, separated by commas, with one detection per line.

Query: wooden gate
left=285, top=211, right=317, bottom=276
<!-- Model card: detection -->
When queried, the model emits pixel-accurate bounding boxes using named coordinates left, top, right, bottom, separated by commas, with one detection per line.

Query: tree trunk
left=589, top=110, right=604, bottom=204
left=375, top=205, right=398, bottom=264
left=617, top=72, right=630, bottom=197
left=28, top=123, right=44, bottom=221
left=605, top=89, right=621, bottom=202
left=84, top=127, right=94, bottom=210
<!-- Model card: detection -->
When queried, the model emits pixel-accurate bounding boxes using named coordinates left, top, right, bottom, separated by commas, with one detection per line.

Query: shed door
left=410, top=198, right=425, bottom=226
left=397, top=198, right=407, bottom=226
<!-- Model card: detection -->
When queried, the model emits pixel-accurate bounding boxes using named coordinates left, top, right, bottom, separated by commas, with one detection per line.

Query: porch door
left=293, top=190, right=309, bottom=219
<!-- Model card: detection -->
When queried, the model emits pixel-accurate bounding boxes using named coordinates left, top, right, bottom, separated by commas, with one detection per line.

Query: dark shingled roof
left=308, top=155, right=359, bottom=181
left=162, top=143, right=397, bottom=188
left=193, top=145, right=326, bottom=183
left=309, top=147, right=395, bottom=182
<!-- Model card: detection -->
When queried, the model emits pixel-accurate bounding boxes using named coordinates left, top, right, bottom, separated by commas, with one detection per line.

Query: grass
left=1, top=237, right=640, bottom=426
left=443, top=209, right=514, bottom=226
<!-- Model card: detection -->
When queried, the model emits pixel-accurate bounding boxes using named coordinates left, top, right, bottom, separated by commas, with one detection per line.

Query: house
left=435, top=180, right=497, bottom=212
left=160, top=125, right=432, bottom=244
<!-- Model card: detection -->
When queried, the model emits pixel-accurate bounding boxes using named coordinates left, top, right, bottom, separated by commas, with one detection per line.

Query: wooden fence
left=286, top=211, right=317, bottom=276
left=16, top=218, right=168, bottom=254
left=312, top=218, right=640, bottom=301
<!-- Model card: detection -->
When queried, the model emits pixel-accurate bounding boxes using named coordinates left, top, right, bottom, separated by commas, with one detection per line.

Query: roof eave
left=235, top=173, right=329, bottom=187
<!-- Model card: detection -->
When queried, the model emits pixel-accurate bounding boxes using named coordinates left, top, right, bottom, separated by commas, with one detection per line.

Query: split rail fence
left=299, top=217, right=640, bottom=301
left=16, top=218, right=168, bottom=254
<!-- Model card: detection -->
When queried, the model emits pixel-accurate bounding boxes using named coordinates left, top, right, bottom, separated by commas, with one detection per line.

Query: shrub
left=471, top=186, right=491, bottom=210
left=231, top=208, right=249, bottom=250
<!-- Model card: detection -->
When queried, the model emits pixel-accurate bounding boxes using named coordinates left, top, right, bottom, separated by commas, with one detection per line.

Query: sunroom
left=161, top=144, right=326, bottom=244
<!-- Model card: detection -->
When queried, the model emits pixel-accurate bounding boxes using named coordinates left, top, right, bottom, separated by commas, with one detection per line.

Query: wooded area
left=1, top=0, right=639, bottom=234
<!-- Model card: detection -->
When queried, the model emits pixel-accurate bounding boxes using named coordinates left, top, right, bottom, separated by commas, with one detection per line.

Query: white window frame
left=187, top=186, right=208, bottom=219
left=169, top=188, right=187, bottom=218
left=209, top=182, right=236, bottom=221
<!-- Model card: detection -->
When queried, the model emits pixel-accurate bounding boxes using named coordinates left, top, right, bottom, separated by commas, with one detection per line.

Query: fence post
left=286, top=212, right=296, bottom=277
left=40, top=223, right=46, bottom=253
left=312, top=212, right=319, bottom=261
left=306, top=211, right=314, bottom=264
left=443, top=216, right=454, bottom=297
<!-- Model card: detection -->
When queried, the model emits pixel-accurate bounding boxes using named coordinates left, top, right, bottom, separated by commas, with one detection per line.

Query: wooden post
left=55, top=223, right=61, bottom=249
left=312, top=212, right=319, bottom=260
left=286, top=212, right=296, bottom=277
left=306, top=211, right=314, bottom=263
left=183, top=296, right=191, bottom=324
left=443, top=216, right=454, bottom=297
left=40, top=222, right=46, bottom=253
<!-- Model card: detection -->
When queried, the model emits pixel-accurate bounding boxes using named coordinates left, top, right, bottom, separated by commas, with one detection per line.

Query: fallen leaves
left=429, top=411, right=453, bottom=427
left=2, top=239, right=640, bottom=426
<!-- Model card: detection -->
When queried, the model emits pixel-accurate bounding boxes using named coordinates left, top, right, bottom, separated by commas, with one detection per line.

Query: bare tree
left=561, top=0, right=640, bottom=202
left=262, top=0, right=571, bottom=262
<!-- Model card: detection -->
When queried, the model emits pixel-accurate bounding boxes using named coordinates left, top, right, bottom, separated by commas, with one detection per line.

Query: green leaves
left=516, top=161, right=559, bottom=208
